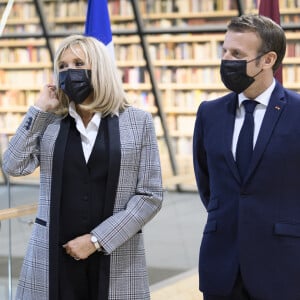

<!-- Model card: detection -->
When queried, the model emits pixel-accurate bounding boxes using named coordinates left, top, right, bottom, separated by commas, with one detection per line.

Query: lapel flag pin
left=275, top=106, right=281, bottom=110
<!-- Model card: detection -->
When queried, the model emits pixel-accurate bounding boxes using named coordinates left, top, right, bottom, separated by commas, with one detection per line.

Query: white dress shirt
left=232, top=79, right=276, bottom=160
left=69, top=102, right=101, bottom=163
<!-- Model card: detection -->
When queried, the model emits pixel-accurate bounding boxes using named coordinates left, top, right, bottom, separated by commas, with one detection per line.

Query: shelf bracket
left=32, top=0, right=54, bottom=63
left=0, top=0, right=14, bottom=36
left=129, top=0, right=179, bottom=183
left=236, top=0, right=244, bottom=16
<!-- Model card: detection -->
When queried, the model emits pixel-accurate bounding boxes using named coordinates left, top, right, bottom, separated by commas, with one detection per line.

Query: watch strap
left=91, top=235, right=102, bottom=252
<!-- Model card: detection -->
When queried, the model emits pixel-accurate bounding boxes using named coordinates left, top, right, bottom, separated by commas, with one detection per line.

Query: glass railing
left=0, top=179, right=39, bottom=300
left=0, top=173, right=203, bottom=300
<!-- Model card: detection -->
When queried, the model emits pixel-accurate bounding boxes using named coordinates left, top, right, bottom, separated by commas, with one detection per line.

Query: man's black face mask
left=220, top=55, right=264, bottom=94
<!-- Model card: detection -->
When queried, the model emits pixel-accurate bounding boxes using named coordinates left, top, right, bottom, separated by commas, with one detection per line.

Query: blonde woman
left=3, top=35, right=163, bottom=300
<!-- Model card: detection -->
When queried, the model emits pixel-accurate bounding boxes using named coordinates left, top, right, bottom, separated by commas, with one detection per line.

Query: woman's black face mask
left=220, top=55, right=264, bottom=94
left=59, top=69, right=93, bottom=104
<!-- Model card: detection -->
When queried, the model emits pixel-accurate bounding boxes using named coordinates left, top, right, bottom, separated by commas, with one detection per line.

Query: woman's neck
left=76, top=106, right=94, bottom=128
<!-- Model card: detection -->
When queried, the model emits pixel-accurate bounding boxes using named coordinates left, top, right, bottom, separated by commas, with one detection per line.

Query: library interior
left=1, top=0, right=300, bottom=299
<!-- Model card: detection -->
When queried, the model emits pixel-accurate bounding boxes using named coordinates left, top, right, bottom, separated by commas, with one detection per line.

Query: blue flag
left=84, top=0, right=114, bottom=59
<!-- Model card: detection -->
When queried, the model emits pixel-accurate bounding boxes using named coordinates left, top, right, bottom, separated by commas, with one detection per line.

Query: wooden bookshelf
left=1, top=0, right=300, bottom=189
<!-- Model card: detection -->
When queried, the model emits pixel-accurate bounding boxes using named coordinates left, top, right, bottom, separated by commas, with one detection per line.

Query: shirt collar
left=238, top=78, right=276, bottom=108
left=69, top=102, right=101, bottom=128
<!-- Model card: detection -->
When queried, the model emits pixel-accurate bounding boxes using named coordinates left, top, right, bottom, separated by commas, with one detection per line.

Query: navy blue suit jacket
left=193, top=81, right=300, bottom=300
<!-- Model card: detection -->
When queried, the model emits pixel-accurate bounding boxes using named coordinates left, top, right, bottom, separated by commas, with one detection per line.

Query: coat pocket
left=274, top=222, right=300, bottom=238
left=203, top=220, right=217, bottom=234
left=207, top=197, right=219, bottom=212
left=35, top=217, right=47, bottom=227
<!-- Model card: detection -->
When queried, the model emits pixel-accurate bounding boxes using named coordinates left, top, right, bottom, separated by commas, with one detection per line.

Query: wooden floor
left=151, top=269, right=203, bottom=300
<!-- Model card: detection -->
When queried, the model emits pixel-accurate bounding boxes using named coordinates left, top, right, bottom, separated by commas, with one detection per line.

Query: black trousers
left=59, top=250, right=100, bottom=300
left=203, top=271, right=256, bottom=300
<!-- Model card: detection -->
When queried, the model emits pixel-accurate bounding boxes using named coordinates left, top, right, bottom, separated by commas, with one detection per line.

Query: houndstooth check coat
left=2, top=105, right=163, bottom=300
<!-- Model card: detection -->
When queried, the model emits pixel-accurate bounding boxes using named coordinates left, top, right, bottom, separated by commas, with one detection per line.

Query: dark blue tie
left=236, top=100, right=258, bottom=181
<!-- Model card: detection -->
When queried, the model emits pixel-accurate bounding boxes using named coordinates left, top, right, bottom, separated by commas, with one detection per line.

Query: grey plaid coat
left=3, top=105, right=163, bottom=300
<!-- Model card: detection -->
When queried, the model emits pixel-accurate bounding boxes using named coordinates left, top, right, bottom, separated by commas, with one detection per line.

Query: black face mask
left=220, top=56, right=263, bottom=94
left=59, top=69, right=92, bottom=104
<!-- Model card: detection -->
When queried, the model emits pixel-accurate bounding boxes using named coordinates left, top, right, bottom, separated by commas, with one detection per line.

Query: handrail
left=0, top=174, right=196, bottom=222
left=163, top=174, right=196, bottom=187
left=0, top=202, right=37, bottom=221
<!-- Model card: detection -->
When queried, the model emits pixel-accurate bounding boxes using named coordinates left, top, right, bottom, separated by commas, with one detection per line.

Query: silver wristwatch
left=91, top=235, right=101, bottom=252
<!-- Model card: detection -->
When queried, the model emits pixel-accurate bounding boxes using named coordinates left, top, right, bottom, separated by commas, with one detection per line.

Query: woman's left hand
left=63, top=234, right=96, bottom=260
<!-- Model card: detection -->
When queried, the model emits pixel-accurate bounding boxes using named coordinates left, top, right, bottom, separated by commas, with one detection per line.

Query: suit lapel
left=223, top=94, right=241, bottom=183
left=244, top=83, right=287, bottom=183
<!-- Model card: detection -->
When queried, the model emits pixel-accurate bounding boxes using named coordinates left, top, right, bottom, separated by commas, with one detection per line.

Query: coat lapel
left=98, top=114, right=121, bottom=300
left=244, top=82, right=287, bottom=183
left=103, top=115, right=121, bottom=219
left=49, top=115, right=70, bottom=300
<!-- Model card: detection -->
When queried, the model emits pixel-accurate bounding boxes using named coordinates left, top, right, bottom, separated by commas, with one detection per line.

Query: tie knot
left=243, top=100, right=258, bottom=114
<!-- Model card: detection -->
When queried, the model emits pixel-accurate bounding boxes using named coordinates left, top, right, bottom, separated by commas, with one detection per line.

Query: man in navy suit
left=193, top=14, right=300, bottom=300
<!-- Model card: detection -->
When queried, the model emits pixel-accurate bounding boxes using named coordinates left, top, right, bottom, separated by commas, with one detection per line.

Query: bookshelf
left=1, top=0, right=300, bottom=189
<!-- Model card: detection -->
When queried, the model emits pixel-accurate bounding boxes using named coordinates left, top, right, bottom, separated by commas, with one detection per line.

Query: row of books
left=3, top=25, right=41, bottom=34
left=121, top=67, right=149, bottom=84
left=157, top=141, right=194, bottom=178
left=115, top=44, right=144, bottom=61
left=161, top=90, right=225, bottom=108
left=2, top=1, right=87, bottom=20
left=120, top=66, right=221, bottom=84
left=174, top=0, right=237, bottom=13
left=242, top=0, right=300, bottom=9
left=0, top=113, right=24, bottom=133
left=153, top=114, right=195, bottom=137
left=7, top=0, right=300, bottom=22
left=0, top=112, right=195, bottom=138
left=113, top=0, right=235, bottom=15
left=127, top=89, right=206, bottom=111
left=279, top=0, right=300, bottom=8
left=6, top=0, right=300, bottom=28
left=8, top=3, right=36, bottom=19
left=108, top=0, right=133, bottom=16
left=44, top=1, right=87, bottom=18
left=127, top=91, right=155, bottom=108
left=281, top=14, right=300, bottom=24
left=0, top=46, right=50, bottom=63
left=1, top=64, right=299, bottom=93
left=0, top=90, right=37, bottom=107
left=282, top=65, right=300, bottom=83
left=109, top=0, right=237, bottom=15
left=0, top=38, right=222, bottom=63
left=154, top=67, right=221, bottom=84
left=286, top=41, right=300, bottom=57
left=0, top=70, right=52, bottom=86
left=148, top=41, right=219, bottom=61
left=2, top=38, right=300, bottom=65
left=3, top=10, right=300, bottom=37
left=0, top=88, right=225, bottom=112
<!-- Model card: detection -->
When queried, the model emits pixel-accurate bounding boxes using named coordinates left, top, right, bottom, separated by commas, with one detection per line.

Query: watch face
left=91, top=236, right=97, bottom=242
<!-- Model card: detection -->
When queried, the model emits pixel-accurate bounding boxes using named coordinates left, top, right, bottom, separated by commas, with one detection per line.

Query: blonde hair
left=53, top=34, right=129, bottom=116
